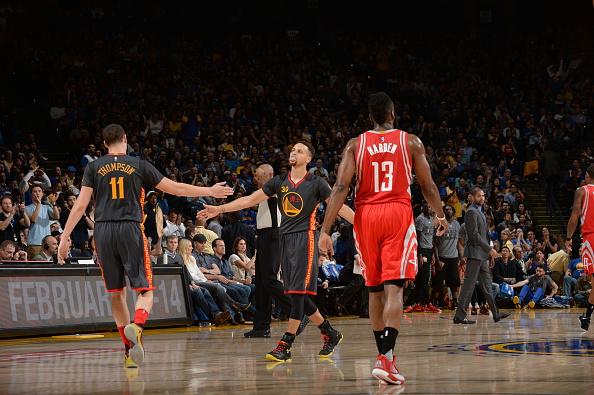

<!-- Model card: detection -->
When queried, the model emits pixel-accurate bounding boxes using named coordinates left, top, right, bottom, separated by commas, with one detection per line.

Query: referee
left=58, top=124, right=233, bottom=368
left=244, top=164, right=290, bottom=338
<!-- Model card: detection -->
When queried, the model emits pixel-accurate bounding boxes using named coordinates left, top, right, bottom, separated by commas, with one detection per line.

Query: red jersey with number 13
left=355, top=129, right=412, bottom=207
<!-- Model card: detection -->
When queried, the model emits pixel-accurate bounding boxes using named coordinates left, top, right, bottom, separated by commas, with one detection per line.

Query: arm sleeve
left=464, top=210, right=492, bottom=254
left=262, top=176, right=281, bottom=197
left=141, top=160, right=165, bottom=187
left=81, top=162, right=95, bottom=188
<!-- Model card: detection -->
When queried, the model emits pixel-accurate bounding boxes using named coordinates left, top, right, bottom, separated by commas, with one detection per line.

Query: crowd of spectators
left=0, top=7, right=592, bottom=324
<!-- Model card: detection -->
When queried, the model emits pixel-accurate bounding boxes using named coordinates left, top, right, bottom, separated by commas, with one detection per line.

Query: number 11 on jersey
left=109, top=176, right=125, bottom=199
left=371, top=161, right=394, bottom=192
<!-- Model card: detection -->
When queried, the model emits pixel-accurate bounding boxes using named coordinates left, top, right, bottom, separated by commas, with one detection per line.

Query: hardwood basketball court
left=1, top=310, right=592, bottom=394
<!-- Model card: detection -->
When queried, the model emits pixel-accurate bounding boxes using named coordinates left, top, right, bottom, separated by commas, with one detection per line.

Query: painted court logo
left=428, top=339, right=594, bottom=357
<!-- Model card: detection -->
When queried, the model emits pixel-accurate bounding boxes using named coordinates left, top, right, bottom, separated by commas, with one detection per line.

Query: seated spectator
left=562, top=258, right=581, bottom=298
left=0, top=240, right=27, bottom=261
left=193, top=237, right=252, bottom=312
left=228, top=237, right=255, bottom=284
left=541, top=227, right=558, bottom=256
left=157, top=235, right=183, bottom=265
left=178, top=239, right=235, bottom=325
left=492, top=246, right=524, bottom=286
left=526, top=248, right=548, bottom=275
left=511, top=264, right=558, bottom=308
left=500, top=229, right=514, bottom=252
left=32, top=235, right=58, bottom=262
left=513, top=228, right=531, bottom=253
left=163, top=209, right=185, bottom=238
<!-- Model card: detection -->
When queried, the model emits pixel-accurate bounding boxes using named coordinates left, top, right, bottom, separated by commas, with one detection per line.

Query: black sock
left=373, top=330, right=384, bottom=354
left=318, top=319, right=334, bottom=334
left=379, top=327, right=398, bottom=355
left=586, top=303, right=594, bottom=319
left=281, top=332, right=296, bottom=345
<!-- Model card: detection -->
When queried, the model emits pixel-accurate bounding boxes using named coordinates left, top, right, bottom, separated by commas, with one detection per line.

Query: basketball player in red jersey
left=320, top=92, right=447, bottom=385
left=565, top=164, right=594, bottom=332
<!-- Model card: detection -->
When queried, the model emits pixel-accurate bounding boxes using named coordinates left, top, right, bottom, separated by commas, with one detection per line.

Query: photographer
left=0, top=195, right=30, bottom=243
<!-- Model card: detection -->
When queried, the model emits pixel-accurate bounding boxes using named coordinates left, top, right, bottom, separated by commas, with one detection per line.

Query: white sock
left=384, top=349, right=393, bottom=360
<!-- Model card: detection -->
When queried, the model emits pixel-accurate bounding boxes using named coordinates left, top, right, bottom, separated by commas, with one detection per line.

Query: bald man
left=244, top=164, right=290, bottom=338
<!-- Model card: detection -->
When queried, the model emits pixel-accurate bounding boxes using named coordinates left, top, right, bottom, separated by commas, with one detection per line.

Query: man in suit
left=454, top=187, right=510, bottom=324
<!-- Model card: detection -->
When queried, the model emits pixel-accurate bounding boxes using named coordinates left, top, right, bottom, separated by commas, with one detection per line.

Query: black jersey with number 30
left=82, top=155, right=164, bottom=223
left=262, top=173, right=331, bottom=235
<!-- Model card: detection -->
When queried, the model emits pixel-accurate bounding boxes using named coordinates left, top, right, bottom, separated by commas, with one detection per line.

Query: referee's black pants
left=254, top=228, right=290, bottom=330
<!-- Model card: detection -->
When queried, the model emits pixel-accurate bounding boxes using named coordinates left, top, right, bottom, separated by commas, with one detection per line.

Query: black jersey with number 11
left=82, top=155, right=164, bottom=223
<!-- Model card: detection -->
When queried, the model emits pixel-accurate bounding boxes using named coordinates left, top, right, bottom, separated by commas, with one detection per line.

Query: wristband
left=565, top=236, right=572, bottom=241
left=436, top=214, right=446, bottom=221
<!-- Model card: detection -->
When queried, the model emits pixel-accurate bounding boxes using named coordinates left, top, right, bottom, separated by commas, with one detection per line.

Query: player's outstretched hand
left=435, top=217, right=448, bottom=237
left=197, top=205, right=220, bottom=221
left=209, top=182, right=234, bottom=198
left=318, top=232, right=334, bottom=259
left=57, top=238, right=68, bottom=266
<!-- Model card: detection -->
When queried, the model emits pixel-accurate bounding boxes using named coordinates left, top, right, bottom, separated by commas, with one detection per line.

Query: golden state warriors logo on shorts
left=282, top=192, right=304, bottom=217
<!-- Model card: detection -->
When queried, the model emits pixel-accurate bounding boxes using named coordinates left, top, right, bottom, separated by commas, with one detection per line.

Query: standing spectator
left=19, top=167, right=51, bottom=205
left=0, top=195, right=30, bottom=243
left=409, top=203, right=434, bottom=310
left=435, top=205, right=461, bottom=308
left=308, top=159, right=329, bottom=178
left=207, top=213, right=223, bottom=237
left=221, top=212, right=256, bottom=259
left=143, top=191, right=164, bottom=248
left=59, top=193, right=94, bottom=249
left=25, top=185, right=59, bottom=257
left=81, top=144, right=98, bottom=167
left=195, top=217, right=218, bottom=255
left=163, top=209, right=185, bottom=238
left=547, top=246, right=571, bottom=287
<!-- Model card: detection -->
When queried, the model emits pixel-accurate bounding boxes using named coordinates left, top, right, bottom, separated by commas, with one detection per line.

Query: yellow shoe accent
left=124, top=323, right=145, bottom=366
left=528, top=300, right=535, bottom=309
left=513, top=296, right=520, bottom=307
left=124, top=354, right=138, bottom=369
left=265, top=353, right=291, bottom=362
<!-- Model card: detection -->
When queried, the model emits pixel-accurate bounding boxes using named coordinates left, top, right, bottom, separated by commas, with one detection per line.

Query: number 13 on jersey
left=371, top=161, right=394, bottom=192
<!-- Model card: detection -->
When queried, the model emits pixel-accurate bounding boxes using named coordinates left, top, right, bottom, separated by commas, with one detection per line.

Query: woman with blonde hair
left=178, top=238, right=247, bottom=325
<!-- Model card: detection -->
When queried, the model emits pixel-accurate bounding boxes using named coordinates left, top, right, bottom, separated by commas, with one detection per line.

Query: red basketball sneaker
left=372, top=354, right=405, bottom=385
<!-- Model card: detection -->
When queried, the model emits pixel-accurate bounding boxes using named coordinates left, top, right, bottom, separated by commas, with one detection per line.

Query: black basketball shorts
left=279, top=230, right=319, bottom=295
left=94, top=221, right=154, bottom=292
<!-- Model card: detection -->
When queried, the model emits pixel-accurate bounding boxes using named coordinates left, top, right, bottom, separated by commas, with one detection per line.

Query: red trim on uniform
left=132, top=286, right=157, bottom=292
left=138, top=188, right=154, bottom=290
left=288, top=172, right=308, bottom=188
left=106, top=288, right=125, bottom=293
left=284, top=290, right=318, bottom=295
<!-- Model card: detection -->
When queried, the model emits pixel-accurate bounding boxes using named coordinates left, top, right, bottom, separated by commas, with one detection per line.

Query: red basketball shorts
left=580, top=234, right=594, bottom=275
left=353, top=202, right=418, bottom=287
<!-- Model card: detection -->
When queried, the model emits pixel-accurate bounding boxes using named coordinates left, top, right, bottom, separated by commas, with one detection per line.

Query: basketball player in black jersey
left=199, top=140, right=354, bottom=362
left=58, top=124, right=233, bottom=368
